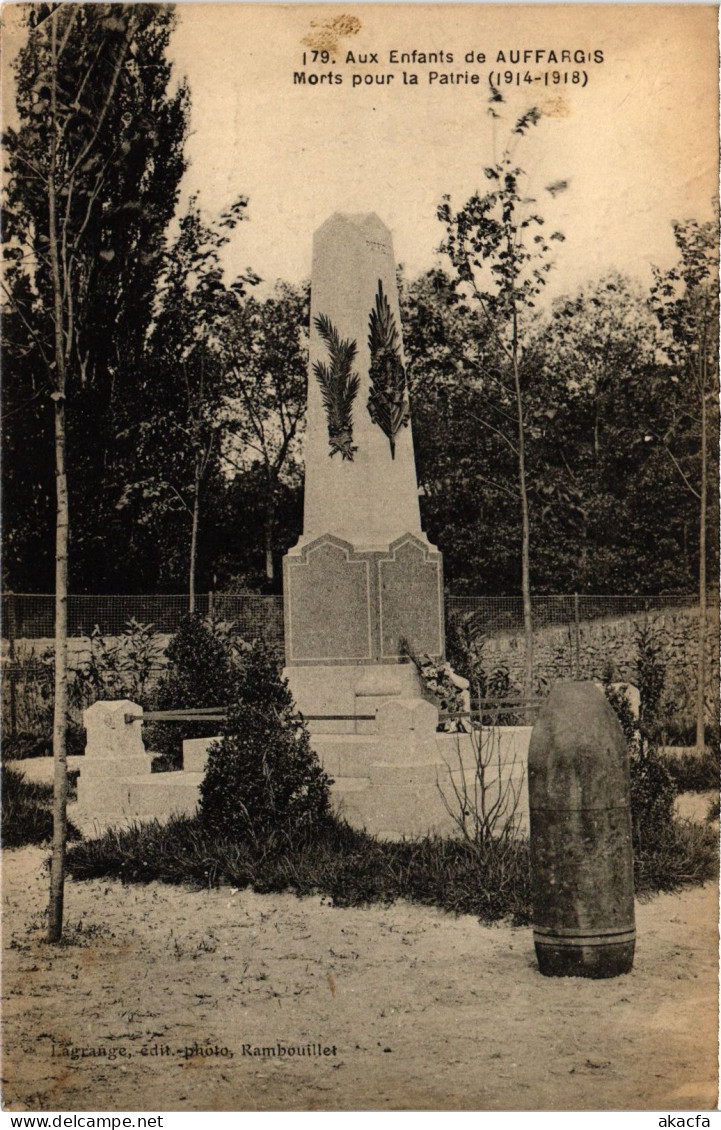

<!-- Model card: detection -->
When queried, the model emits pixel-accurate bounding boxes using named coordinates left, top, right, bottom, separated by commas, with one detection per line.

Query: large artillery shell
left=528, top=681, right=635, bottom=978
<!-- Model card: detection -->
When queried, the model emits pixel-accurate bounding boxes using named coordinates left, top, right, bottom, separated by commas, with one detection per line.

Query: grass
left=659, top=746, right=719, bottom=794
left=633, top=817, right=719, bottom=898
left=66, top=815, right=533, bottom=925
left=2, top=765, right=82, bottom=848
left=4, top=734, right=715, bottom=924
left=65, top=804, right=718, bottom=925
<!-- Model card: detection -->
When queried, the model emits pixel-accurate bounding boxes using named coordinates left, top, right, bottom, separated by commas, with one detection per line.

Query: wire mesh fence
left=2, top=591, right=716, bottom=741
left=2, top=591, right=708, bottom=643
left=445, top=594, right=718, bottom=720
left=445, top=593, right=705, bottom=634
left=1, top=593, right=222, bottom=639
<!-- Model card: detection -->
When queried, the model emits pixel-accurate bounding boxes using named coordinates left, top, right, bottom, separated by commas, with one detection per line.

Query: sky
left=162, top=3, right=719, bottom=298
left=1, top=3, right=717, bottom=299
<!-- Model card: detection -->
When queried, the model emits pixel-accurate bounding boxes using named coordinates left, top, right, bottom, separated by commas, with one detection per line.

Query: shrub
left=437, top=721, right=525, bottom=846
left=2, top=646, right=54, bottom=742
left=147, top=615, right=243, bottom=771
left=634, top=620, right=668, bottom=747
left=432, top=615, right=518, bottom=723
left=629, top=747, right=677, bottom=853
left=634, top=817, right=718, bottom=897
left=69, top=620, right=163, bottom=711
left=604, top=626, right=680, bottom=854
left=660, top=717, right=720, bottom=751
left=2, top=765, right=81, bottom=848
left=659, top=746, right=720, bottom=794
left=3, top=723, right=85, bottom=762
left=2, top=732, right=51, bottom=761
left=604, top=681, right=638, bottom=746
left=198, top=642, right=332, bottom=847
left=604, top=686, right=678, bottom=855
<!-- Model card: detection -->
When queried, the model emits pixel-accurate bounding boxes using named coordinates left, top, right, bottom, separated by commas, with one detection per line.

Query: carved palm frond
left=313, top=313, right=360, bottom=460
left=367, top=279, right=410, bottom=459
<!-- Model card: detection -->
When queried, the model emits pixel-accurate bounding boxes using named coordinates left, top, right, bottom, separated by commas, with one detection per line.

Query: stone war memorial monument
left=282, top=213, right=528, bottom=837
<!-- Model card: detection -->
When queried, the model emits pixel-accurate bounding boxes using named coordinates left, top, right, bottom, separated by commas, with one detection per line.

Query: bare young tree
left=438, top=97, right=566, bottom=705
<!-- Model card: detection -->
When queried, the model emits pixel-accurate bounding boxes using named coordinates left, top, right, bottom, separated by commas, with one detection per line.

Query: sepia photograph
left=1, top=1, right=719, bottom=1115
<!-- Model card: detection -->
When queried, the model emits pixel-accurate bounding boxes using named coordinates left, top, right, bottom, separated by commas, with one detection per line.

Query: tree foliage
left=222, top=282, right=307, bottom=583
left=437, top=101, right=566, bottom=695
left=1, top=1, right=190, bottom=941
left=2, top=3, right=190, bottom=592
left=403, top=256, right=718, bottom=597
left=115, top=194, right=258, bottom=601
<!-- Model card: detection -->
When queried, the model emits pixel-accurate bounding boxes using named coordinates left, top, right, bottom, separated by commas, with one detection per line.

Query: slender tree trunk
left=49, top=396, right=69, bottom=943
left=264, top=482, right=275, bottom=582
left=696, top=360, right=707, bottom=749
left=189, top=463, right=200, bottom=614
left=48, top=13, right=68, bottom=944
left=512, top=334, right=533, bottom=708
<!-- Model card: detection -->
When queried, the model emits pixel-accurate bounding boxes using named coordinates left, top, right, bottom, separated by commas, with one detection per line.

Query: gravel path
left=2, top=845, right=718, bottom=1112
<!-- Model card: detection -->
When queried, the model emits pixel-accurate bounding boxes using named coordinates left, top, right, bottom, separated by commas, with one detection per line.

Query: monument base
left=283, top=661, right=425, bottom=733
left=74, top=702, right=532, bottom=839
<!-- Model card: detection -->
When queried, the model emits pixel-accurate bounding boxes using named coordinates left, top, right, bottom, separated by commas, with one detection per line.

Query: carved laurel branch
left=367, top=279, right=410, bottom=459
left=313, top=313, right=360, bottom=461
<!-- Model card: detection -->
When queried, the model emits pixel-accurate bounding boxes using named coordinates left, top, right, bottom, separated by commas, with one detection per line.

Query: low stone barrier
left=76, top=697, right=532, bottom=840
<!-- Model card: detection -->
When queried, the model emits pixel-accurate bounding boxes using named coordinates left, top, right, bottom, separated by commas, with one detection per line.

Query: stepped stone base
left=173, top=721, right=532, bottom=839
left=283, top=662, right=424, bottom=733
left=77, top=696, right=531, bottom=839
left=183, top=737, right=219, bottom=774
left=121, top=773, right=203, bottom=820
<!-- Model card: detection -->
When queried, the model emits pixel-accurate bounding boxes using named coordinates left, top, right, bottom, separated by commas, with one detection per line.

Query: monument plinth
left=283, top=214, right=444, bottom=723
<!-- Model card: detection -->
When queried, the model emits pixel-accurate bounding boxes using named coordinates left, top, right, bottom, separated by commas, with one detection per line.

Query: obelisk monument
left=283, top=214, right=445, bottom=722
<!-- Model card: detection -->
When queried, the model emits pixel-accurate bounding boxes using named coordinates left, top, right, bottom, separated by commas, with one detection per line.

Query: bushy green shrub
left=604, top=681, right=638, bottom=746
left=604, top=688, right=678, bottom=855
left=147, top=615, right=243, bottom=771
left=604, top=626, right=679, bottom=853
left=199, top=643, right=332, bottom=847
left=634, top=621, right=667, bottom=746
left=629, top=747, right=677, bottom=852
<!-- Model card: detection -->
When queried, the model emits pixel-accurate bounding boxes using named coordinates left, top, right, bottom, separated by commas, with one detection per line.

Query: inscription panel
left=379, top=539, right=443, bottom=659
left=287, top=541, right=372, bottom=662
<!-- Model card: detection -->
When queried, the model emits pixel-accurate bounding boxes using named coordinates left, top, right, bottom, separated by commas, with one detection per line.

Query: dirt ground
left=1, top=840, right=718, bottom=1113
